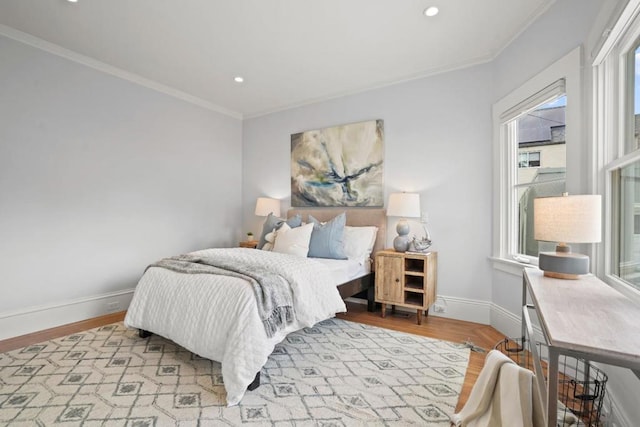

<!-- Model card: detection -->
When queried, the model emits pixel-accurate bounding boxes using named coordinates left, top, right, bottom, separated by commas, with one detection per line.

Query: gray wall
left=243, top=64, right=495, bottom=304
left=0, top=35, right=242, bottom=314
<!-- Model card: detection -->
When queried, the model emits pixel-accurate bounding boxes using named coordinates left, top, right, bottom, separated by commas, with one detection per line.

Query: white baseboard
left=347, top=295, right=540, bottom=346
left=0, top=289, right=134, bottom=341
left=489, top=303, right=522, bottom=338
left=347, top=294, right=492, bottom=324
left=430, top=295, right=491, bottom=324
left=609, top=390, right=632, bottom=427
left=489, top=302, right=547, bottom=345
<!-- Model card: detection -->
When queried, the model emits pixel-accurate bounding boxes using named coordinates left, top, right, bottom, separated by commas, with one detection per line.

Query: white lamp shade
left=255, top=197, right=281, bottom=217
left=387, top=193, right=421, bottom=218
left=534, top=194, right=602, bottom=243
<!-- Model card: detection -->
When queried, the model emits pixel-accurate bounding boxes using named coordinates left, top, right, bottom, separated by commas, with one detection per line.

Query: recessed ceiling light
left=67, top=0, right=78, bottom=3
left=424, top=6, right=439, bottom=17
left=234, top=76, right=244, bottom=83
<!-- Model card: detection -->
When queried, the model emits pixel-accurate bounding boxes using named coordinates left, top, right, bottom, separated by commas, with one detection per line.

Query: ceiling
left=0, top=0, right=555, bottom=118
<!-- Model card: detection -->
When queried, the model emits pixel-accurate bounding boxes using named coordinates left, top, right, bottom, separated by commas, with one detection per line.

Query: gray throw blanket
left=148, top=254, right=295, bottom=338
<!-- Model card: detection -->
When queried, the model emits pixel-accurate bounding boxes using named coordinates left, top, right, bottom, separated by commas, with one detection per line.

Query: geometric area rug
left=0, top=318, right=469, bottom=426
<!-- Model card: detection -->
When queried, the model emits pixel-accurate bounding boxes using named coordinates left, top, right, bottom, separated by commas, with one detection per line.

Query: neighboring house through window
left=516, top=98, right=566, bottom=257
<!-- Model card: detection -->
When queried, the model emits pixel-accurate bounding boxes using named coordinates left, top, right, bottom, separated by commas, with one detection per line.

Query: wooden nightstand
left=239, top=240, right=258, bottom=249
left=375, top=249, right=437, bottom=325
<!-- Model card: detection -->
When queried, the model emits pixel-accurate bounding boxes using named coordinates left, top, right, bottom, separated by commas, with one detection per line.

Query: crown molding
left=0, top=24, right=243, bottom=120
left=244, top=54, right=494, bottom=119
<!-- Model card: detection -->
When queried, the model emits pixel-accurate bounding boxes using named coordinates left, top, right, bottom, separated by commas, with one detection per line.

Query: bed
left=288, top=208, right=386, bottom=311
left=124, top=208, right=385, bottom=406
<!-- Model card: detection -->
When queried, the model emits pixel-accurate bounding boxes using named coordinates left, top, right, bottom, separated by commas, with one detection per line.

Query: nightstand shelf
left=239, top=240, right=258, bottom=249
left=404, top=293, right=424, bottom=306
left=405, top=258, right=425, bottom=272
left=404, top=278, right=424, bottom=290
left=375, top=250, right=437, bottom=325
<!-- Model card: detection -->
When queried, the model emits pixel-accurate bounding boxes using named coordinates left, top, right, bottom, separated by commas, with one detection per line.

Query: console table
left=522, top=268, right=640, bottom=426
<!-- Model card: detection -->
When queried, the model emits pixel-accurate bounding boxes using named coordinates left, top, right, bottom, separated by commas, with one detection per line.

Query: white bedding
left=124, top=248, right=346, bottom=406
left=311, top=257, right=371, bottom=285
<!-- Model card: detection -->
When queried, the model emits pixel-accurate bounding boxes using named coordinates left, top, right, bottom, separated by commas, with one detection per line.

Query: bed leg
left=138, top=329, right=152, bottom=338
left=247, top=371, right=260, bottom=391
left=367, top=281, right=375, bottom=312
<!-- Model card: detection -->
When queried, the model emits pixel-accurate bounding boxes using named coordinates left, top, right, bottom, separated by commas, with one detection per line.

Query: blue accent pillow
left=308, top=213, right=348, bottom=259
left=257, top=213, right=302, bottom=249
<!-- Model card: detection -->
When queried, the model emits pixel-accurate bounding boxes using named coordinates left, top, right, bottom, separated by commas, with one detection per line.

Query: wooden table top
left=524, top=268, right=640, bottom=368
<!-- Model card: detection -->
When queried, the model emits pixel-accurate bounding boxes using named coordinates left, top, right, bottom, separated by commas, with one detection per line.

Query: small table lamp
left=534, top=193, right=602, bottom=279
left=255, top=197, right=281, bottom=218
left=387, top=192, right=421, bottom=252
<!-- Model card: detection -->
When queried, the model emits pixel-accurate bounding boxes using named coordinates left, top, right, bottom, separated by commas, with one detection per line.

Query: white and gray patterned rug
left=0, top=319, right=469, bottom=426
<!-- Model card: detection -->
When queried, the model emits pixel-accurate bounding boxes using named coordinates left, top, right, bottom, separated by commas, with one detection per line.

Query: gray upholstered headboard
left=287, top=208, right=386, bottom=257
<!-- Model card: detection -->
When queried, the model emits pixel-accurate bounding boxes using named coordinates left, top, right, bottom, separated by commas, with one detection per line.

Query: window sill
left=490, top=256, right=538, bottom=277
left=603, top=274, right=640, bottom=305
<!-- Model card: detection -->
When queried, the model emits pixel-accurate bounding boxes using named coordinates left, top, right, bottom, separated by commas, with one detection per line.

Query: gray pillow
left=308, top=213, right=348, bottom=259
left=257, top=213, right=302, bottom=249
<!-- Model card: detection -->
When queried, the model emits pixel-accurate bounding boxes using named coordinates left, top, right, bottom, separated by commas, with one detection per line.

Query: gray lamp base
left=393, top=219, right=411, bottom=252
left=393, top=235, right=411, bottom=252
left=538, top=251, right=589, bottom=280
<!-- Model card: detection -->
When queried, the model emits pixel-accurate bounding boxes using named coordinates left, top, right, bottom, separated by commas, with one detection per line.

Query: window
left=492, top=48, right=581, bottom=273
left=614, top=161, right=640, bottom=287
left=510, top=94, right=567, bottom=258
left=613, top=43, right=640, bottom=289
left=519, top=151, right=541, bottom=168
left=593, top=0, right=640, bottom=299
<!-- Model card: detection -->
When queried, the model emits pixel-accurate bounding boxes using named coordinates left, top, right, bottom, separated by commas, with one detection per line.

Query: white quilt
left=124, top=248, right=346, bottom=406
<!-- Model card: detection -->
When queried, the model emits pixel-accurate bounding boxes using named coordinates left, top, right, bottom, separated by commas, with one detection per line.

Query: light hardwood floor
left=0, top=302, right=506, bottom=412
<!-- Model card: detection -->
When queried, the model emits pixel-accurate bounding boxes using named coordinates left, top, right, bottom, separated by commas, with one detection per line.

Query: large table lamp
left=387, top=192, right=421, bottom=252
left=255, top=197, right=281, bottom=217
left=534, top=193, right=602, bottom=279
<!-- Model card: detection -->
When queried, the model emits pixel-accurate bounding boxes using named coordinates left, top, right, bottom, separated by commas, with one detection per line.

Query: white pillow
left=272, top=222, right=314, bottom=257
left=261, top=229, right=277, bottom=251
left=343, top=226, right=378, bottom=264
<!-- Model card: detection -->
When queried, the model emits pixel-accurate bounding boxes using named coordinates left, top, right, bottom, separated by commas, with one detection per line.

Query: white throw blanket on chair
left=451, top=350, right=545, bottom=427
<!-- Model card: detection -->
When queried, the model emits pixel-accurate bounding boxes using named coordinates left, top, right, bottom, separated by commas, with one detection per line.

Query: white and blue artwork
left=291, top=119, right=384, bottom=207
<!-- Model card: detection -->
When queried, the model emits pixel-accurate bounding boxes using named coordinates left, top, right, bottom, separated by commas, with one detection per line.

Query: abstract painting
left=291, top=119, right=384, bottom=207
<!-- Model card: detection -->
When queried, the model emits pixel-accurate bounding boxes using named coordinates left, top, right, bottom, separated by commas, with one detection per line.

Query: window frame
left=593, top=0, right=640, bottom=303
left=492, top=47, right=582, bottom=276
